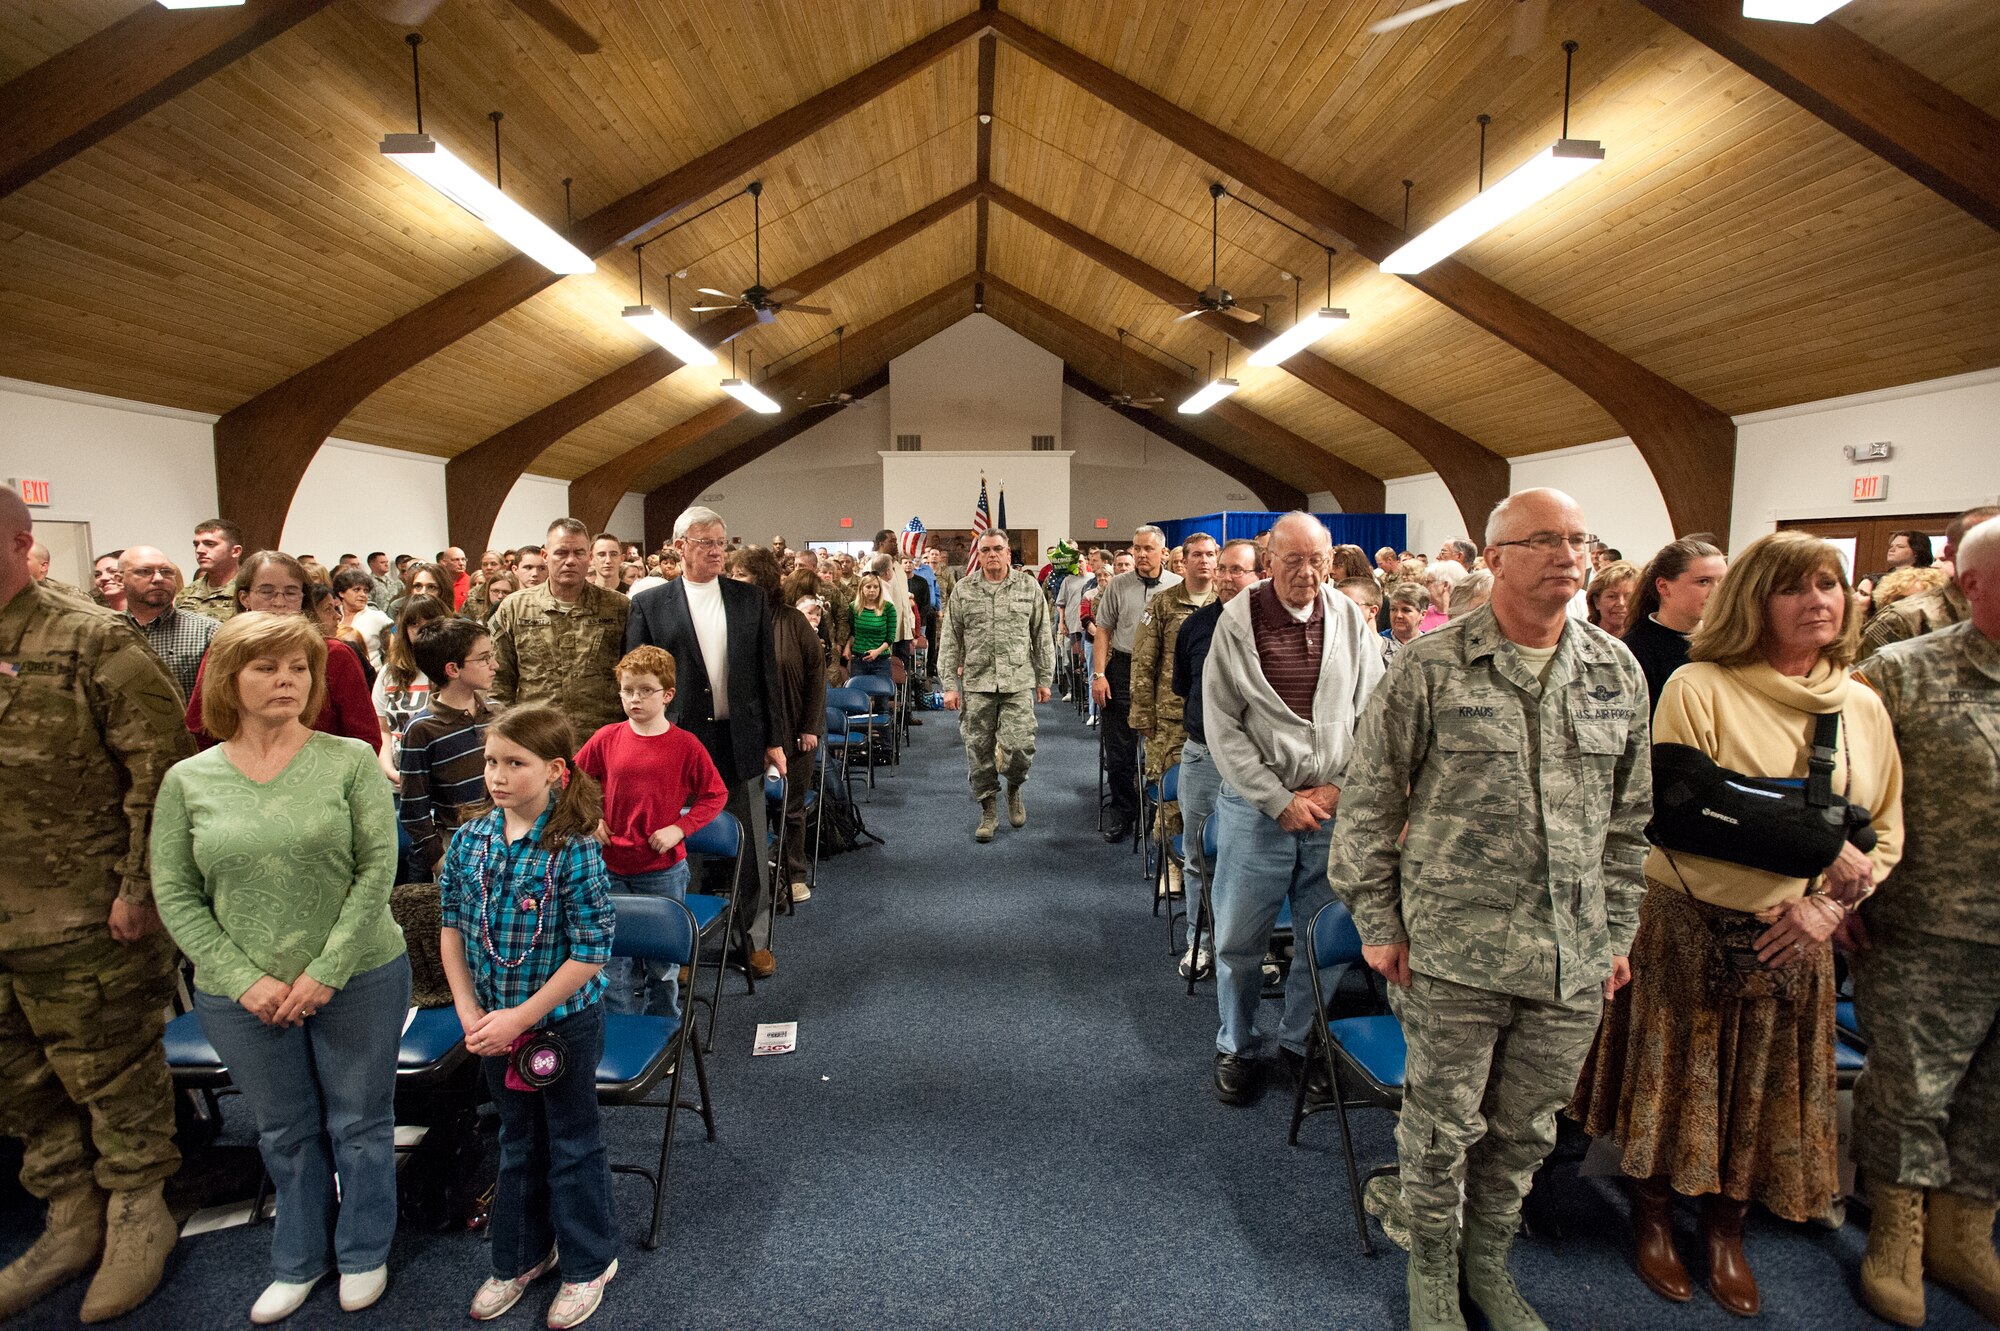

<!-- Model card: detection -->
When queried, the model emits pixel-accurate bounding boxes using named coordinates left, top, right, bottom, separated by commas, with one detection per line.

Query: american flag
left=967, top=475, right=991, bottom=571
left=898, top=516, right=927, bottom=558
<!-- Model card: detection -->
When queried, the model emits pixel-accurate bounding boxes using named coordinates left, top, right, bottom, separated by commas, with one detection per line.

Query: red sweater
left=184, top=636, right=382, bottom=751
left=575, top=721, right=729, bottom=876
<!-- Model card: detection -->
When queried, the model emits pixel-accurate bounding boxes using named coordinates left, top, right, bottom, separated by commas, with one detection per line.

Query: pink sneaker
left=545, top=1258, right=617, bottom=1329
left=469, top=1249, right=557, bottom=1321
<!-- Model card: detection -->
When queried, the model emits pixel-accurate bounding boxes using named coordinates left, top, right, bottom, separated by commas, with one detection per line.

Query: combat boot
left=0, top=1181, right=106, bottom=1319
left=1860, top=1183, right=1926, bottom=1327
left=1926, top=1190, right=2000, bottom=1324
left=1006, top=782, right=1027, bottom=828
left=79, top=1180, right=175, bottom=1323
left=1406, top=1226, right=1467, bottom=1331
left=1462, top=1214, right=1548, bottom=1331
left=975, top=798, right=998, bottom=843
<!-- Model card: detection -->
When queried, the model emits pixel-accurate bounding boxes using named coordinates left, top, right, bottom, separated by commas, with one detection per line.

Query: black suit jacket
left=625, top=577, right=782, bottom=785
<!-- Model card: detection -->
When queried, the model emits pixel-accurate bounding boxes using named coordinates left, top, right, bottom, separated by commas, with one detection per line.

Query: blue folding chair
left=839, top=678, right=897, bottom=787
left=599, top=894, right=713, bottom=1250
left=815, top=702, right=869, bottom=866
left=1152, top=763, right=1181, bottom=920
left=1836, top=998, right=1867, bottom=1089
left=683, top=811, right=747, bottom=1055
left=1292, top=899, right=1407, bottom=1255
left=1184, top=813, right=1220, bottom=996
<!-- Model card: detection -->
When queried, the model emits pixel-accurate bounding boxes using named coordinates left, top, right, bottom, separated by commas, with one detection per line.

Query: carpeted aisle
left=2, top=698, right=1978, bottom=1328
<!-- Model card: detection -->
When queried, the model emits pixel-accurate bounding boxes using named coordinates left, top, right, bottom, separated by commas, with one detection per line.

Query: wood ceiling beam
left=570, top=276, right=980, bottom=531
left=1059, top=366, right=1306, bottom=512
left=213, top=9, right=992, bottom=551
left=0, top=0, right=335, bottom=200
left=988, top=11, right=1736, bottom=537
left=444, top=182, right=980, bottom=553
left=643, top=368, right=891, bottom=549
left=974, top=29, right=996, bottom=307
left=1634, top=0, right=2000, bottom=233
left=985, top=184, right=1508, bottom=535
left=979, top=274, right=1386, bottom=511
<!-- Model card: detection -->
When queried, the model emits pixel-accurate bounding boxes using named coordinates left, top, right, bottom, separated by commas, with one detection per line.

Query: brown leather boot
left=1629, top=1177, right=1693, bottom=1302
left=1925, top=1190, right=2000, bottom=1325
left=1703, top=1196, right=1760, bottom=1317
left=1860, top=1183, right=1926, bottom=1327
left=0, top=1182, right=106, bottom=1319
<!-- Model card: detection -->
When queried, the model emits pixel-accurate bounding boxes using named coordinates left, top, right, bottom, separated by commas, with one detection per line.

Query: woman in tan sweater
left=1571, top=532, right=1904, bottom=1318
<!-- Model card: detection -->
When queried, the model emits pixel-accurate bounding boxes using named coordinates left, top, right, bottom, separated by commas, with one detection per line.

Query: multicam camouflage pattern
left=173, top=573, right=237, bottom=623
left=1859, top=581, right=1969, bottom=660
left=1856, top=621, right=2000, bottom=946
left=1328, top=605, right=1652, bottom=1002
left=0, top=931, right=180, bottom=1196
left=487, top=580, right=629, bottom=736
left=1129, top=582, right=1210, bottom=739
left=936, top=569, right=1053, bottom=696
left=0, top=581, right=194, bottom=949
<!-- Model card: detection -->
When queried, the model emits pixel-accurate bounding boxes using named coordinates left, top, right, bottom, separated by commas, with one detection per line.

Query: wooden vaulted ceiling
left=2, top=0, right=1998, bottom=543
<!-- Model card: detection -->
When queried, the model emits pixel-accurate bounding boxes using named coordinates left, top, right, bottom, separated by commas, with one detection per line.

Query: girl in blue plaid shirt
left=439, top=705, right=620, bottom=1329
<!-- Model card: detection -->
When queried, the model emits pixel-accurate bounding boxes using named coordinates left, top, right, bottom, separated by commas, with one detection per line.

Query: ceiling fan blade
left=779, top=303, right=833, bottom=317
left=1132, top=395, right=1165, bottom=406
left=764, top=288, right=801, bottom=304
left=696, top=288, right=737, bottom=299
left=367, top=0, right=448, bottom=24
left=1224, top=305, right=1265, bottom=323
left=1508, top=0, right=1548, bottom=57
left=1367, top=0, right=1474, bottom=35
left=1233, top=293, right=1286, bottom=306
left=755, top=306, right=778, bottom=324
left=1171, top=308, right=1207, bottom=323
left=507, top=0, right=600, bottom=54
left=686, top=304, right=738, bottom=312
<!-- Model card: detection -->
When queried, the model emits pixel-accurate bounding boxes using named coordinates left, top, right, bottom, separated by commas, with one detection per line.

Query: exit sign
left=840, top=517, right=853, bottom=529
left=1853, top=474, right=1887, bottom=502
left=1094, top=517, right=1110, bottom=529
left=10, top=478, right=49, bottom=507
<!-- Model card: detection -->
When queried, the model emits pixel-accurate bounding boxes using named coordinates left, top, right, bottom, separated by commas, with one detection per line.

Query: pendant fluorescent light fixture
left=1248, top=248, right=1349, bottom=366
left=1380, top=41, right=1603, bottom=276
left=622, top=247, right=715, bottom=365
left=157, top=0, right=246, bottom=8
left=1180, top=346, right=1239, bottom=415
left=379, top=35, right=593, bottom=276
left=719, top=343, right=780, bottom=414
left=1742, top=0, right=1852, bottom=19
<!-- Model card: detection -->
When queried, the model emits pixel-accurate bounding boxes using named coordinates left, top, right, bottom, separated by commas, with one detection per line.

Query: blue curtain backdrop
left=1151, top=511, right=1407, bottom=555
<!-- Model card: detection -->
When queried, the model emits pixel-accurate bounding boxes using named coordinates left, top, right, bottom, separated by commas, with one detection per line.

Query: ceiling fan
left=1160, top=183, right=1284, bottom=324
left=687, top=181, right=833, bottom=325
left=798, top=328, right=871, bottom=408
left=1102, top=330, right=1165, bottom=408
left=1368, top=0, right=1548, bottom=55
left=367, top=0, right=601, bottom=55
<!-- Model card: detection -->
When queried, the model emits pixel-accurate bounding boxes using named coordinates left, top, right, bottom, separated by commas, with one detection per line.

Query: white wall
left=881, top=451, right=1072, bottom=553
left=0, top=378, right=645, bottom=564
left=1509, top=439, right=1677, bottom=561
left=889, top=315, right=1061, bottom=452
left=690, top=396, right=887, bottom=545
left=1063, top=387, right=1259, bottom=536
left=1382, top=474, right=1461, bottom=557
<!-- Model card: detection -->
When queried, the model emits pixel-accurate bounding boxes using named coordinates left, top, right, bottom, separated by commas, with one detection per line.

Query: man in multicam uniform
left=174, top=517, right=242, bottom=622
left=0, top=486, right=195, bottom=1324
left=487, top=516, right=629, bottom=736
left=1853, top=514, right=2000, bottom=1328
left=1859, top=505, right=1998, bottom=660
left=1129, top=531, right=1218, bottom=899
left=1329, top=488, right=1650, bottom=1331
left=938, top=529, right=1053, bottom=843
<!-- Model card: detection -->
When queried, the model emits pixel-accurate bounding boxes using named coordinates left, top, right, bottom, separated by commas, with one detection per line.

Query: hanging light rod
left=1180, top=346, right=1239, bottom=415
left=1742, top=0, right=1853, bottom=20
left=379, top=34, right=593, bottom=276
left=719, top=342, right=780, bottom=414
left=623, top=243, right=716, bottom=365
left=1379, top=40, right=1602, bottom=276
left=1249, top=243, right=1348, bottom=367
left=1116, top=328, right=1199, bottom=377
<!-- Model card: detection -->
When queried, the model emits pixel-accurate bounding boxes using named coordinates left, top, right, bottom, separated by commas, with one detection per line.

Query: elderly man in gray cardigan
left=1202, top=512, right=1385, bottom=1106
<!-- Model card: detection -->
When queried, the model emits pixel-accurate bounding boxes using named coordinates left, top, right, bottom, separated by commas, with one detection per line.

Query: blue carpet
left=2, top=700, right=1980, bottom=1328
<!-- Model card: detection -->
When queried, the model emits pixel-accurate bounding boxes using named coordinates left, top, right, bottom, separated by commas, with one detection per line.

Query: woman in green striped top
left=848, top=572, right=897, bottom=680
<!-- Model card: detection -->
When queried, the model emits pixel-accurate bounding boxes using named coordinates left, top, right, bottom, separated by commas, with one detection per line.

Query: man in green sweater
left=0, top=486, right=195, bottom=1323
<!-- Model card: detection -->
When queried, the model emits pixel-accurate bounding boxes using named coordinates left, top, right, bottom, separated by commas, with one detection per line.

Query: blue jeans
left=1209, top=784, right=1335, bottom=1059
left=483, top=1003, right=616, bottom=1283
left=1177, top=740, right=1220, bottom=951
left=849, top=653, right=894, bottom=681
left=194, top=953, right=411, bottom=1281
left=605, top=862, right=689, bottom=1019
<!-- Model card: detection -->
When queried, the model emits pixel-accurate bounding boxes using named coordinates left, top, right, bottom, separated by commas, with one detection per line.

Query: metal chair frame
left=683, top=810, right=749, bottom=1055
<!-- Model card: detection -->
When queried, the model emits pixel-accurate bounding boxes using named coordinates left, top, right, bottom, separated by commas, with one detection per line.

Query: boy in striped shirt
left=399, top=618, right=497, bottom=874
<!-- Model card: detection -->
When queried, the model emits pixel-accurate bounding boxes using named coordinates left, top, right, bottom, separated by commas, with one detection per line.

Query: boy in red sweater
left=576, top=646, right=728, bottom=1018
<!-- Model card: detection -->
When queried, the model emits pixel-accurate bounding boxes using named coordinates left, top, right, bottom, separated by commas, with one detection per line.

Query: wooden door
left=1777, top=512, right=1955, bottom=585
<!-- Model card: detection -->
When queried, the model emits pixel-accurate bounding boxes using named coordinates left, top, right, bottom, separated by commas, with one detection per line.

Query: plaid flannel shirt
left=438, top=805, right=613, bottom=1021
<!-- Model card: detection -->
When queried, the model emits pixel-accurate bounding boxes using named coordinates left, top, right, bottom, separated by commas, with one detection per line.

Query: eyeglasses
left=125, top=567, right=175, bottom=582
left=682, top=537, right=728, bottom=552
left=619, top=686, right=666, bottom=699
left=1274, top=554, right=1323, bottom=572
left=1491, top=532, right=1595, bottom=555
left=464, top=652, right=497, bottom=666
left=251, top=586, right=305, bottom=603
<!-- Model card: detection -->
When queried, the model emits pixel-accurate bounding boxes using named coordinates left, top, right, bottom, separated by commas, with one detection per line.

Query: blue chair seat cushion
left=1275, top=899, right=1292, bottom=932
left=398, top=1007, right=465, bottom=1070
left=1836, top=999, right=1860, bottom=1039
left=1836, top=1034, right=1865, bottom=1073
left=599, top=1013, right=680, bottom=1091
left=686, top=893, right=726, bottom=933
left=1328, top=1014, right=1407, bottom=1090
left=1170, top=834, right=1183, bottom=860
left=164, top=1010, right=221, bottom=1069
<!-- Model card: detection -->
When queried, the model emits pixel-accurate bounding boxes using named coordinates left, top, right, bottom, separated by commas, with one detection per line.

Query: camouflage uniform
left=1853, top=621, right=2000, bottom=1197
left=173, top=571, right=237, bottom=622
left=1129, top=582, right=1214, bottom=840
left=1328, top=605, right=1651, bottom=1237
left=487, top=580, right=630, bottom=737
left=1859, top=581, right=1968, bottom=660
left=826, top=575, right=858, bottom=668
left=936, top=568, right=1053, bottom=802
left=0, top=581, right=193, bottom=1201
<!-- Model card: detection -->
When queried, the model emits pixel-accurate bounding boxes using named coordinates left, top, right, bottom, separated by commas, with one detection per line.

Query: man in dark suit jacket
left=626, top=506, right=787, bottom=976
